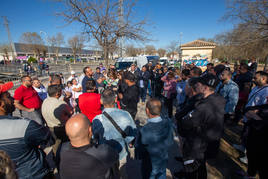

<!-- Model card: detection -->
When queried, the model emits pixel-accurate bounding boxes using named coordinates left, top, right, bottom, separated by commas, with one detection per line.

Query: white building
left=180, top=40, right=216, bottom=61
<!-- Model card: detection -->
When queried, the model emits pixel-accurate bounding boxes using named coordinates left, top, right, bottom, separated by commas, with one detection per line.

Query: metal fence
left=0, top=60, right=115, bottom=82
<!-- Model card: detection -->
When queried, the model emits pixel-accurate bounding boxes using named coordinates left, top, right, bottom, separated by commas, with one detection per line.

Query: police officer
left=176, top=74, right=225, bottom=179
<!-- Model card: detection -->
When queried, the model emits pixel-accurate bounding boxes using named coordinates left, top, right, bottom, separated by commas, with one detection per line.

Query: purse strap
left=103, top=111, right=127, bottom=138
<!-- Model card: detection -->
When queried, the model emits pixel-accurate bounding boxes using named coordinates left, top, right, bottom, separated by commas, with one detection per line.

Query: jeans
left=140, top=87, right=147, bottom=102
left=148, top=80, right=152, bottom=97
left=141, top=158, right=167, bottom=179
left=150, top=168, right=166, bottom=179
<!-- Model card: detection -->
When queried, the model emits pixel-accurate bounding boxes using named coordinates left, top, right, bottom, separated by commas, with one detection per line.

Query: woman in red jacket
left=79, top=79, right=102, bottom=122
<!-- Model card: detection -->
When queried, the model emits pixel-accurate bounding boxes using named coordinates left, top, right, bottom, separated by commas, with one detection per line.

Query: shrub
left=27, top=56, right=37, bottom=63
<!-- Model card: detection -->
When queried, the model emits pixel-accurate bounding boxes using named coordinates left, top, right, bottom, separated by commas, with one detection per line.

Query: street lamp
left=40, top=31, right=50, bottom=59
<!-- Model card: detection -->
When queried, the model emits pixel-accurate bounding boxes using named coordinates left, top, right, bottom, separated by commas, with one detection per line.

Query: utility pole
left=119, top=0, right=124, bottom=57
left=40, top=31, right=50, bottom=59
left=2, top=16, right=15, bottom=60
left=179, top=32, right=183, bottom=71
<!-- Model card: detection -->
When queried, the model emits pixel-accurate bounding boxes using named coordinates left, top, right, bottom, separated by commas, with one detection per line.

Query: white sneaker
left=239, top=156, right=248, bottom=164
left=233, top=144, right=246, bottom=153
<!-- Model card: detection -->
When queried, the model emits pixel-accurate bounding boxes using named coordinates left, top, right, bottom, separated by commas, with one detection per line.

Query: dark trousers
left=246, top=127, right=268, bottom=179
left=164, top=97, right=173, bottom=118
left=184, top=160, right=207, bottom=179
left=75, top=98, right=80, bottom=113
left=140, top=87, right=147, bottom=102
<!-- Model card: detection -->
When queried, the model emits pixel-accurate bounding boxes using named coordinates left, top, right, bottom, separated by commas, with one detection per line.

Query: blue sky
left=0, top=0, right=234, bottom=49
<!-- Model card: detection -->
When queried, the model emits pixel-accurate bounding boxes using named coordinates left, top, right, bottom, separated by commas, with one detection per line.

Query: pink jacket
left=161, top=75, right=177, bottom=99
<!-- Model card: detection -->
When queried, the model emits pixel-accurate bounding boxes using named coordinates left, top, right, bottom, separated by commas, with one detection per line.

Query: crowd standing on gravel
left=0, top=59, right=267, bottom=179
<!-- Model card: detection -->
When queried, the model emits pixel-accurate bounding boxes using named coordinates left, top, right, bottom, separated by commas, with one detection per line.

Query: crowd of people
left=0, top=59, right=267, bottom=179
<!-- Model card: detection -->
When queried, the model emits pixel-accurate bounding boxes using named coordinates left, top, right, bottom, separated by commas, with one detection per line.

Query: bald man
left=60, top=114, right=119, bottom=179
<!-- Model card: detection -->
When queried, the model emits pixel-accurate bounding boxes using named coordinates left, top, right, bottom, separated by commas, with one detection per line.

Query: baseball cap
left=0, top=82, right=14, bottom=94
left=199, top=74, right=219, bottom=89
left=124, top=72, right=136, bottom=82
left=71, top=71, right=75, bottom=75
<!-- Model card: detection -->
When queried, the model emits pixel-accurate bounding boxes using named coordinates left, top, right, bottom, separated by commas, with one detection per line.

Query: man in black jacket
left=60, top=114, right=119, bottom=179
left=119, top=72, right=140, bottom=120
left=176, top=74, right=225, bottom=179
left=152, top=64, right=164, bottom=98
left=138, top=65, right=151, bottom=104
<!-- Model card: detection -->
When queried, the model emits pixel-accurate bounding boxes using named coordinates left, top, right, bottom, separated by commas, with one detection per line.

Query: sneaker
left=239, top=156, right=248, bottom=164
left=233, top=144, right=246, bottom=153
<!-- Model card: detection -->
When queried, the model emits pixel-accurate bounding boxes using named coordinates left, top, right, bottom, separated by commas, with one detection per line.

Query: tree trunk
left=104, top=47, right=109, bottom=67
left=73, top=52, right=76, bottom=64
left=56, top=52, right=59, bottom=64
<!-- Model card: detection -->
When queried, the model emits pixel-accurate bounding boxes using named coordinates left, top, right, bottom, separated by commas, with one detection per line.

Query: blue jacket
left=0, top=116, right=51, bottom=179
left=92, top=108, right=137, bottom=160
left=176, top=80, right=188, bottom=106
left=135, top=117, right=174, bottom=177
left=218, top=80, right=239, bottom=114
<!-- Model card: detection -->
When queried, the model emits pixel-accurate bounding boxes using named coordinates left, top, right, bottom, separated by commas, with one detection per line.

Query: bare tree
left=48, top=32, right=65, bottom=62
left=157, top=48, right=166, bottom=57
left=20, top=32, right=45, bottom=58
left=224, top=0, right=268, bottom=40
left=212, top=24, right=268, bottom=63
left=126, top=45, right=139, bottom=56
left=224, top=0, right=268, bottom=68
left=167, top=41, right=178, bottom=59
left=145, top=45, right=156, bottom=55
left=68, top=35, right=85, bottom=61
left=57, top=0, right=150, bottom=66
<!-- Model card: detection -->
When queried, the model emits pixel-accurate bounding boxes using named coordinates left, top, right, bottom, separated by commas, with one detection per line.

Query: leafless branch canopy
left=213, top=0, right=268, bottom=62
left=20, top=32, right=46, bottom=57
left=57, top=0, right=150, bottom=64
left=48, top=32, right=65, bottom=59
left=224, top=0, right=268, bottom=40
left=68, top=35, right=85, bottom=58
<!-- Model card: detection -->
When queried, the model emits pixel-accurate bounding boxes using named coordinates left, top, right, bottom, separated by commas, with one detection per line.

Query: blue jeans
left=140, top=87, right=147, bottom=102
left=150, top=168, right=166, bottom=179
left=148, top=80, right=152, bottom=96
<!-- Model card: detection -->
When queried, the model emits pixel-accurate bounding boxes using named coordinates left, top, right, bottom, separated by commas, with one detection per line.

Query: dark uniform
left=177, top=93, right=225, bottom=178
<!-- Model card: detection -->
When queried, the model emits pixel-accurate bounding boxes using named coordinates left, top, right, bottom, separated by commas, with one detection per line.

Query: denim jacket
left=92, top=108, right=137, bottom=160
left=218, top=80, right=239, bottom=114
left=176, top=80, right=188, bottom=105
left=135, top=116, right=174, bottom=177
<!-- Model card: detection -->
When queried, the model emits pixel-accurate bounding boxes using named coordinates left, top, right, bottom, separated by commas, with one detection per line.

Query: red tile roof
left=181, top=40, right=216, bottom=47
